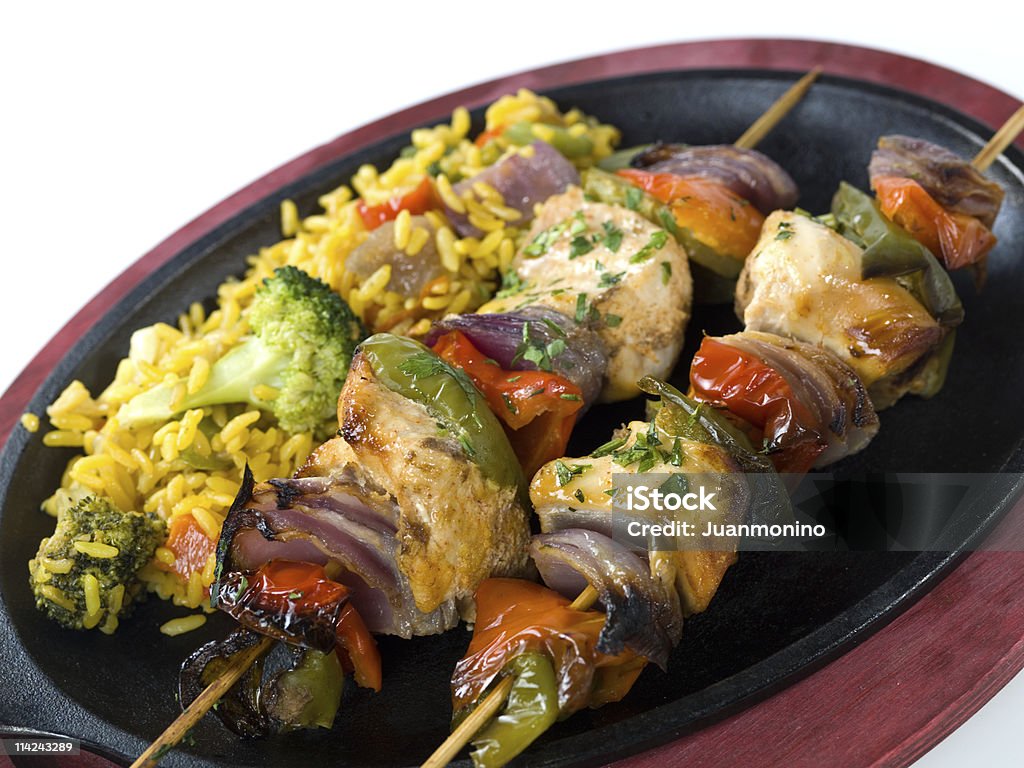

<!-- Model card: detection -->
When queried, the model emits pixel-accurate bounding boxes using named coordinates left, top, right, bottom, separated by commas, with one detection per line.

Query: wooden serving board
left=1, top=40, right=1021, bottom=768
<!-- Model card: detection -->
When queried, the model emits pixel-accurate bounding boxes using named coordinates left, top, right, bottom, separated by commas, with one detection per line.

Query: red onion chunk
left=868, top=135, right=1004, bottom=228
left=214, top=467, right=459, bottom=640
left=717, top=331, right=879, bottom=468
left=531, top=529, right=682, bottom=669
left=425, top=306, right=607, bottom=407
left=631, top=143, right=799, bottom=214
left=445, top=142, right=580, bottom=237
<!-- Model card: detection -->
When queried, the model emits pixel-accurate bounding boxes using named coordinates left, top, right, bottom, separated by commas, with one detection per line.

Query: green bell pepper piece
left=358, top=333, right=526, bottom=495
left=468, top=652, right=559, bottom=768
left=638, top=377, right=793, bottom=526
left=580, top=168, right=744, bottom=304
left=267, top=648, right=345, bottom=732
left=831, top=182, right=963, bottom=328
left=502, top=121, right=594, bottom=159
left=595, top=144, right=653, bottom=172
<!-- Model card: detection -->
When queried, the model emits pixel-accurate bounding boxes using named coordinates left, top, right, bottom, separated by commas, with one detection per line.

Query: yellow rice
left=37, top=89, right=619, bottom=626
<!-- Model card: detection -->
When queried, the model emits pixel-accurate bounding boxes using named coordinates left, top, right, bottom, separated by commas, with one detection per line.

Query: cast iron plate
left=1, top=68, right=1023, bottom=767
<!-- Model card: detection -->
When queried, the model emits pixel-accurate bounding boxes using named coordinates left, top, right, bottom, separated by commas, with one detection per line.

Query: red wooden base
left=2, top=40, right=1022, bottom=767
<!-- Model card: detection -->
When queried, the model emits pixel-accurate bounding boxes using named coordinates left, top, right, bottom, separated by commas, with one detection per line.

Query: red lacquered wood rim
left=1, top=39, right=1022, bottom=767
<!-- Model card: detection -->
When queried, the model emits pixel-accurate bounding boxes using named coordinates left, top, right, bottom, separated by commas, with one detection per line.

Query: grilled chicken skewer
left=419, top=70, right=821, bottom=768
left=419, top=88, right=1024, bottom=768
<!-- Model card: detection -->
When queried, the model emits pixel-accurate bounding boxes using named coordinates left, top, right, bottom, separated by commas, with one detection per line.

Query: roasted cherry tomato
left=689, top=337, right=825, bottom=475
left=873, top=175, right=996, bottom=271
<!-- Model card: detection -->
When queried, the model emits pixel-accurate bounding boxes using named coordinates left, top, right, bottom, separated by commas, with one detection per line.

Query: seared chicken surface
left=301, top=351, right=532, bottom=619
left=736, top=211, right=943, bottom=409
left=480, top=187, right=693, bottom=403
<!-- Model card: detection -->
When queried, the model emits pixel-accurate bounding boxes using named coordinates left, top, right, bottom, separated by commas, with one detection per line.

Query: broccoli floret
left=28, top=496, right=165, bottom=632
left=118, top=266, right=365, bottom=434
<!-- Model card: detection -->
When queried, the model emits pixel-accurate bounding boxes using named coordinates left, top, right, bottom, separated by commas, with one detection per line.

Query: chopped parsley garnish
left=546, top=338, right=566, bottom=359
left=602, top=221, right=624, bottom=252
left=660, top=261, right=672, bottom=285
left=594, top=259, right=606, bottom=271
left=569, top=235, right=594, bottom=259
left=541, top=318, right=566, bottom=337
left=657, top=208, right=680, bottom=237
left=513, top=321, right=554, bottom=371
left=775, top=220, right=795, bottom=241
left=659, top=473, right=689, bottom=497
left=496, top=269, right=527, bottom=298
left=629, top=229, right=669, bottom=264
left=501, top=392, right=517, bottom=414
left=233, top=576, right=249, bottom=601
left=610, top=429, right=671, bottom=472
left=604, top=313, right=622, bottom=327
left=458, top=434, right=476, bottom=456
left=598, top=270, right=625, bottom=288
left=288, top=591, right=303, bottom=600
left=525, top=220, right=568, bottom=257
left=669, top=437, right=684, bottom=466
left=507, top=375, right=521, bottom=383
left=574, top=488, right=586, bottom=503
left=574, top=293, right=599, bottom=324
left=554, top=460, right=591, bottom=487
left=569, top=211, right=588, bottom=236
left=528, top=387, right=546, bottom=398
left=559, top=393, right=581, bottom=401
left=590, top=436, right=626, bottom=458
left=624, top=186, right=643, bottom=211
left=399, top=354, right=450, bottom=380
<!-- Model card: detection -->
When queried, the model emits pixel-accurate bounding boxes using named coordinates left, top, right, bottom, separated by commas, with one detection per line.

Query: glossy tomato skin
left=690, top=337, right=825, bottom=475
left=873, top=175, right=996, bottom=270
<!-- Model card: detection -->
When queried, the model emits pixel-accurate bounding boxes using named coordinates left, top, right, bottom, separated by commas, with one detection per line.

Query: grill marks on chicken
left=216, top=349, right=532, bottom=640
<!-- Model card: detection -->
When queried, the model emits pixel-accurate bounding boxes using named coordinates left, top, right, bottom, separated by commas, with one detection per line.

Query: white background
left=2, top=2, right=1022, bottom=765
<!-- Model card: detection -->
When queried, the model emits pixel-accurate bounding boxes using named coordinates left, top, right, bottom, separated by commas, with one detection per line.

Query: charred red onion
left=530, top=529, right=682, bottom=669
left=213, top=467, right=459, bottom=642
left=630, top=143, right=799, bottom=214
left=868, top=135, right=1004, bottom=228
left=425, top=306, right=607, bottom=407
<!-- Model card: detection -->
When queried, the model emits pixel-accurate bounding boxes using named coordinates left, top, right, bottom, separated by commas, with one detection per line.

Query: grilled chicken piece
left=736, top=211, right=943, bottom=409
left=305, top=352, right=531, bottom=617
left=529, top=417, right=750, bottom=665
left=479, top=187, right=692, bottom=403
left=215, top=342, right=532, bottom=639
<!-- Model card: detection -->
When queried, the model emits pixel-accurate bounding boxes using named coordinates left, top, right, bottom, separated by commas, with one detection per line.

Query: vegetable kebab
left=422, top=97, right=1024, bottom=768
left=132, top=71, right=819, bottom=768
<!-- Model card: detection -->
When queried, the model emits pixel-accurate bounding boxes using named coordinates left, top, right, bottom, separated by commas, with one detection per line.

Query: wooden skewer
left=134, top=69, right=823, bottom=768
left=734, top=67, right=822, bottom=150
left=130, top=635, right=274, bottom=768
left=420, top=585, right=599, bottom=768
left=971, top=103, right=1024, bottom=172
left=421, top=70, right=822, bottom=768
